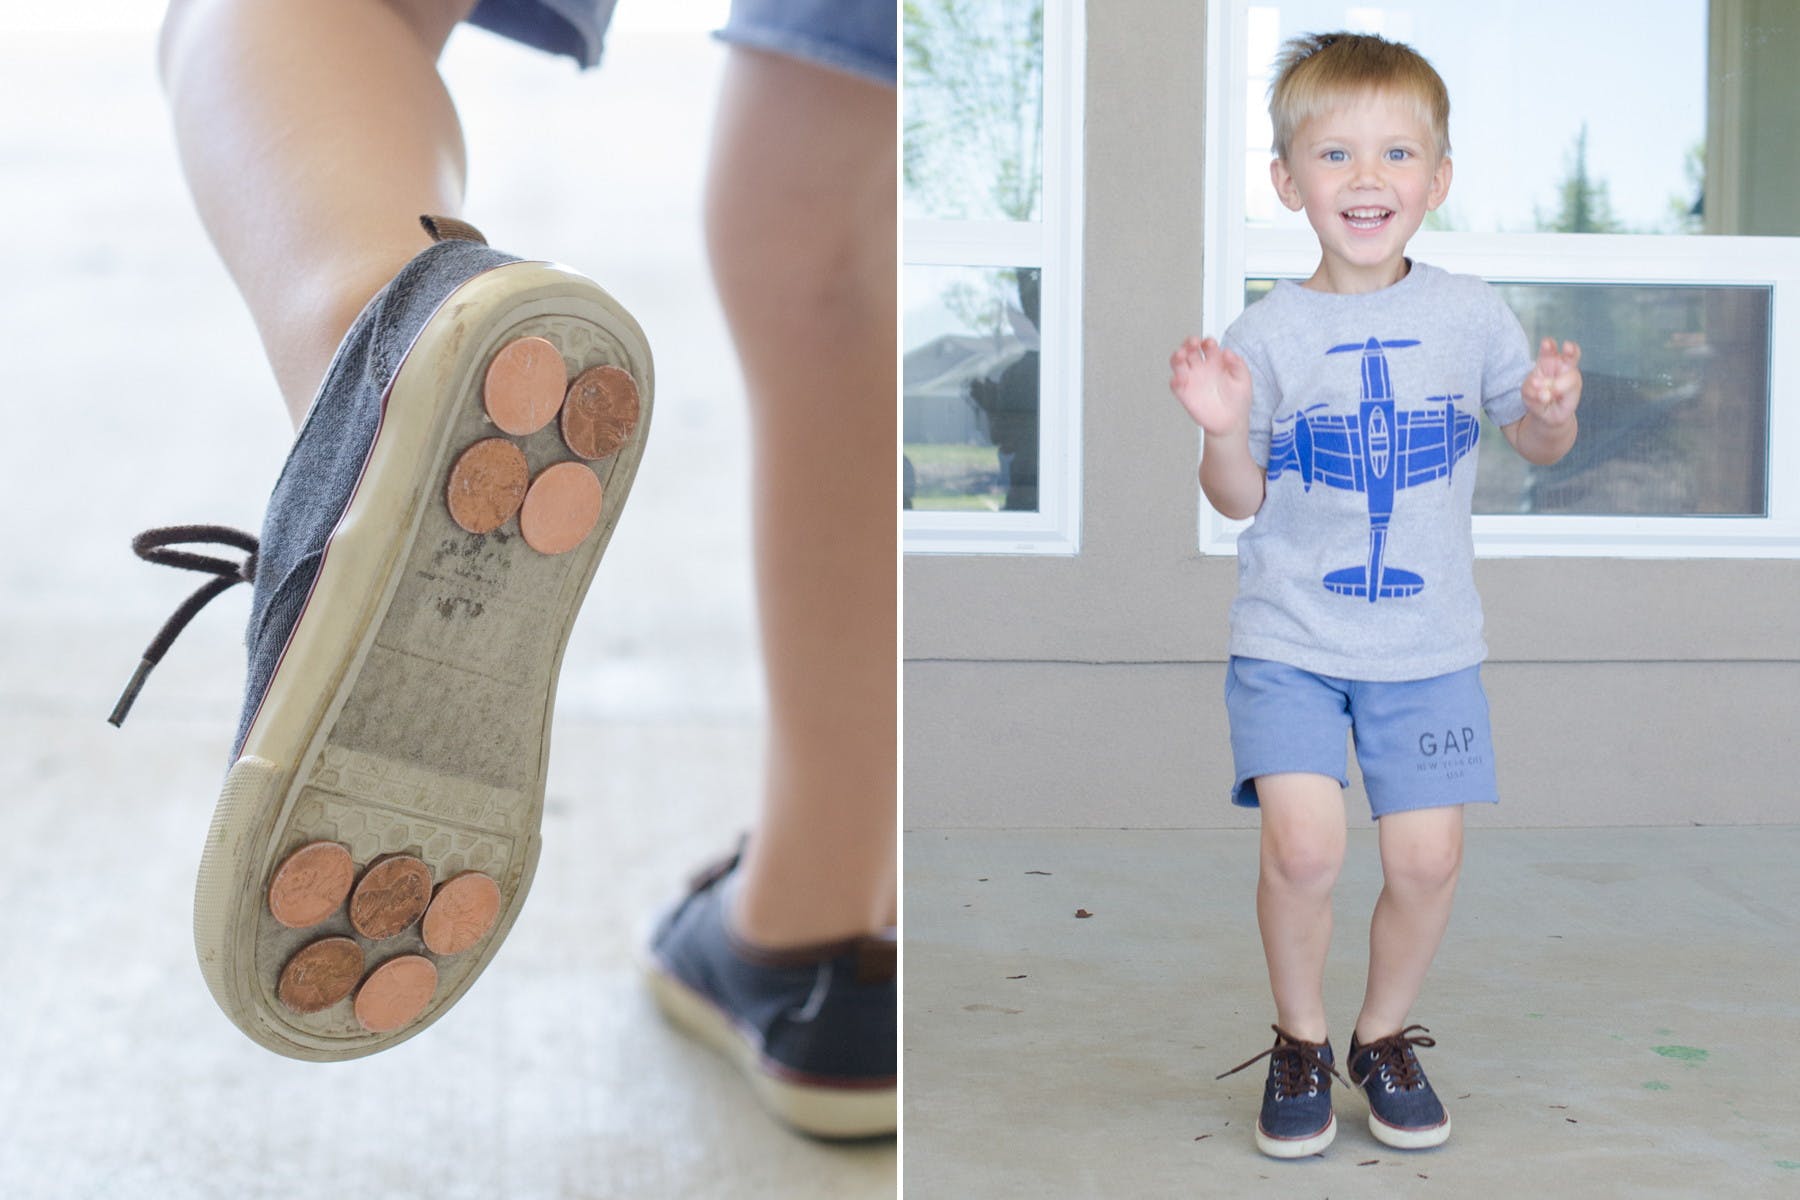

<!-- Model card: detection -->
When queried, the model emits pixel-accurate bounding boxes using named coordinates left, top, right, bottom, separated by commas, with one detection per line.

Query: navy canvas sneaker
left=1217, top=1025, right=1348, bottom=1158
left=1348, top=1024, right=1452, bottom=1149
left=112, top=216, right=652, bottom=1061
left=644, top=845, right=897, bottom=1139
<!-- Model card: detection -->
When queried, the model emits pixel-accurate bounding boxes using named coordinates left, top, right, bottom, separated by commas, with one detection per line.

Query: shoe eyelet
left=1385, top=1083, right=1395, bottom=1093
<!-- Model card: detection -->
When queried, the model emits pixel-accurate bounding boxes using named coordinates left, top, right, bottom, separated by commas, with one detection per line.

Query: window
left=1203, top=0, right=1800, bottom=557
left=903, top=0, right=1084, bottom=554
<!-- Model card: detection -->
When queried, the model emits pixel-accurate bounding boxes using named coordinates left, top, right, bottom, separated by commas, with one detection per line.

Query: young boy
left=1168, top=32, right=1581, bottom=1158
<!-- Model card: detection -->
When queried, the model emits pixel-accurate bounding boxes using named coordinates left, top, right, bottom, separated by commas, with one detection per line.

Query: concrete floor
left=0, top=21, right=891, bottom=1200
left=904, top=827, right=1800, bottom=1199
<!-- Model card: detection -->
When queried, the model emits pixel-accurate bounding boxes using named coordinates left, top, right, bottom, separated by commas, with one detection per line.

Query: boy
left=1168, top=32, right=1581, bottom=1158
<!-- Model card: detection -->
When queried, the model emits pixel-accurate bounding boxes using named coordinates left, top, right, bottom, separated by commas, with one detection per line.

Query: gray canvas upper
left=1220, top=262, right=1532, bottom=681
left=234, top=238, right=520, bottom=758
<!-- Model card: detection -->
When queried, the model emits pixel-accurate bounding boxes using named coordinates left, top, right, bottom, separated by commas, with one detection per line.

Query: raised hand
left=1169, top=336, right=1254, bottom=438
left=1523, top=337, right=1582, bottom=428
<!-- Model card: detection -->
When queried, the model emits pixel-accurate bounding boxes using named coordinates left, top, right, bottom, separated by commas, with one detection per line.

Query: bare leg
left=1353, top=805, right=1464, bottom=1043
left=703, top=49, right=897, bottom=946
left=159, top=0, right=476, bottom=426
left=1254, top=773, right=1348, bottom=1044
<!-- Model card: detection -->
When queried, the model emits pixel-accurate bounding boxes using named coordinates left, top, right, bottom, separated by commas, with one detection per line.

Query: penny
left=422, top=871, right=502, bottom=956
left=267, top=841, right=356, bottom=929
left=559, top=365, right=640, bottom=460
left=354, top=954, right=438, bottom=1033
left=483, top=335, right=566, bottom=435
left=348, top=855, right=434, bottom=940
left=519, top=461, right=602, bottom=555
left=446, top=438, right=529, bottom=535
left=277, top=936, right=364, bottom=1014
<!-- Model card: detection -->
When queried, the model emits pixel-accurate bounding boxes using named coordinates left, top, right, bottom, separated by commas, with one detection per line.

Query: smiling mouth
left=1342, top=207, right=1394, bottom=231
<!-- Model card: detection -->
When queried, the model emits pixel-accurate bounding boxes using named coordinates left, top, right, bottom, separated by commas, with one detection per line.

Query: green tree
left=904, top=0, right=1044, bottom=225
left=1535, top=123, right=1627, bottom=233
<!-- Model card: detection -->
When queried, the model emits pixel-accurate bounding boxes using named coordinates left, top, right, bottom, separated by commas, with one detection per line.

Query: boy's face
left=1271, top=90, right=1451, bottom=294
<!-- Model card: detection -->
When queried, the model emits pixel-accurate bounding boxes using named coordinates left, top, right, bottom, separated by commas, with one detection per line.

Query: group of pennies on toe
left=267, top=841, right=501, bottom=1032
left=446, top=334, right=641, bottom=554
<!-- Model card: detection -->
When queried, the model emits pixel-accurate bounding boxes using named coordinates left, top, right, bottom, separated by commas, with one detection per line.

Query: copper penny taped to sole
left=422, top=871, right=503, bottom=956
left=446, top=438, right=530, bottom=535
left=349, top=855, right=434, bottom=940
left=355, top=955, right=439, bottom=1033
left=268, top=841, right=357, bottom=929
left=278, top=937, right=365, bottom=1014
left=484, top=335, right=567, bottom=435
left=560, top=365, right=641, bottom=460
left=519, top=461, right=603, bottom=555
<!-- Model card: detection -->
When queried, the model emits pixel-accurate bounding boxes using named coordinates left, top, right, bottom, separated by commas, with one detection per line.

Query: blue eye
left=1324, top=149, right=1348, bottom=163
left=1386, top=148, right=1411, bottom=162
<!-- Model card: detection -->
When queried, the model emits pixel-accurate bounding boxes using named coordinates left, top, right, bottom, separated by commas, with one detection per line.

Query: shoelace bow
left=1216, top=1024, right=1350, bottom=1095
left=1354, top=1024, right=1436, bottom=1091
left=109, top=525, right=259, bottom=727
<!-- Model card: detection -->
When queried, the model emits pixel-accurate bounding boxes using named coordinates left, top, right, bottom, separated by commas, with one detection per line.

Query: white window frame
left=903, top=0, right=1086, bottom=556
left=1201, top=0, right=1800, bottom=559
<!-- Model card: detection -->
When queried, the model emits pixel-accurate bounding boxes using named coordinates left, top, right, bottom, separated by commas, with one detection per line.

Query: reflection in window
left=1238, top=1, right=1800, bottom=237
left=904, top=266, right=1042, bottom=512
left=1479, top=284, right=1769, bottom=516
left=903, top=0, right=1045, bottom=223
left=1242, top=279, right=1771, bottom=518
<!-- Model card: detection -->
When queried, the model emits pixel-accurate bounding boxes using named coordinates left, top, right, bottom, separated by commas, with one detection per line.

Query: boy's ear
left=1427, top=154, right=1453, bottom=210
left=1269, top=157, right=1305, bottom=212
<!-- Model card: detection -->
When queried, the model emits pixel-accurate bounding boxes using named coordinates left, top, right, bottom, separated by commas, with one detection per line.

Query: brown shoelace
left=1217, top=1024, right=1350, bottom=1097
left=1352, top=1024, right=1437, bottom=1091
left=109, top=525, right=260, bottom=727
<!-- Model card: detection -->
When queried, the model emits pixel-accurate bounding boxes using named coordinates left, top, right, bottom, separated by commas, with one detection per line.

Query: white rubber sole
left=193, top=260, right=652, bottom=1061
left=1368, top=1109, right=1452, bottom=1149
left=1255, top=1111, right=1336, bottom=1159
left=642, top=956, right=897, bottom=1140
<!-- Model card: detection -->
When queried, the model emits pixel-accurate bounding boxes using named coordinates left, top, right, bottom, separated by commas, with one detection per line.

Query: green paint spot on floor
left=1655, top=1027, right=1673, bottom=1036
left=1775, top=1161, right=1800, bottom=1170
left=1610, top=1034, right=1626, bottom=1042
left=1526, top=1013, right=1543, bottom=1019
left=1653, top=1046, right=1708, bottom=1062
left=1642, top=1082, right=1670, bottom=1091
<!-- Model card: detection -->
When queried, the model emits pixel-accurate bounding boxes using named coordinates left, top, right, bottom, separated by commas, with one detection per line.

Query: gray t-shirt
left=1220, top=261, right=1532, bottom=681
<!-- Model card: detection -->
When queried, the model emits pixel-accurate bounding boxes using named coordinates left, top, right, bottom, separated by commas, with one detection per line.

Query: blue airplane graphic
left=1266, top=337, right=1479, bottom=603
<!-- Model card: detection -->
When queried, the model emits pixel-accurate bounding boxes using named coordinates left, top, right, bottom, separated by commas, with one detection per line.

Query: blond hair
left=1268, top=32, right=1450, bottom=162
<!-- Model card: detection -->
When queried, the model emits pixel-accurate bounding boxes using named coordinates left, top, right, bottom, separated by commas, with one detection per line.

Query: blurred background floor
left=0, top=10, right=892, bottom=1198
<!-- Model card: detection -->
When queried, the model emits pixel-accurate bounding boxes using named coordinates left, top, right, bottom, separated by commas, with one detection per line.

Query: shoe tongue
left=419, top=214, right=489, bottom=246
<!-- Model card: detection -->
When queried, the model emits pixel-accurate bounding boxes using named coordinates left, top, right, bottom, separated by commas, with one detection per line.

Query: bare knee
left=1381, top=830, right=1463, bottom=893
left=1260, top=828, right=1345, bottom=893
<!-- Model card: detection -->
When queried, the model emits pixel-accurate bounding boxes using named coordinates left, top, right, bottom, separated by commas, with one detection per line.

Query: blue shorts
left=1224, top=656, right=1501, bottom=821
left=467, top=0, right=897, bottom=84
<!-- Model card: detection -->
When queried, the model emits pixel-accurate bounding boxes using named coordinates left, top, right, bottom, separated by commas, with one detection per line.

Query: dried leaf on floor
left=1025, top=870, right=1053, bottom=875
left=1074, top=908, right=1093, bottom=918
left=1006, top=974, right=1027, bottom=979
left=1358, top=1159, right=1380, bottom=1166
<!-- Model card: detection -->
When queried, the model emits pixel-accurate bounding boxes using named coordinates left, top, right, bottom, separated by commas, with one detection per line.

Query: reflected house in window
left=903, top=271, right=1042, bottom=514
left=903, top=327, right=1038, bottom=513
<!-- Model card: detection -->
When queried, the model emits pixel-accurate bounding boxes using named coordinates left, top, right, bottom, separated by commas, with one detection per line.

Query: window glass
left=904, top=265, right=1043, bottom=512
left=904, top=0, right=1045, bottom=223
left=1243, top=2, right=1730, bottom=236
left=1479, top=282, right=1769, bottom=516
